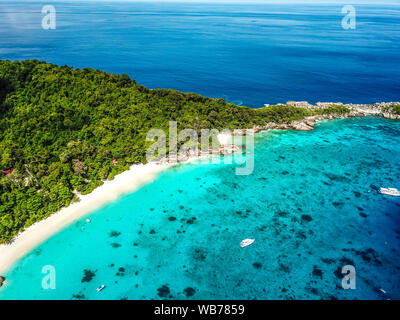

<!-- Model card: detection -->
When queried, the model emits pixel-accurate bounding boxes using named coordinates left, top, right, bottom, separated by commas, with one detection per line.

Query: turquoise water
left=1, top=1, right=400, bottom=299
left=1, top=117, right=399, bottom=300
left=1, top=1, right=399, bottom=106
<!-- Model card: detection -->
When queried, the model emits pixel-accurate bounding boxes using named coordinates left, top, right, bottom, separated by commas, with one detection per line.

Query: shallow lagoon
left=1, top=117, right=399, bottom=300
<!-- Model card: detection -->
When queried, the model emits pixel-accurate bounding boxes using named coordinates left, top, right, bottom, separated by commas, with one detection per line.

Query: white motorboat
left=240, top=239, right=255, bottom=248
left=380, top=187, right=400, bottom=197
left=96, top=285, right=105, bottom=292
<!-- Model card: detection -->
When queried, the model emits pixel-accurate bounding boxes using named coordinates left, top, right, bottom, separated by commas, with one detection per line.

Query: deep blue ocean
left=0, top=1, right=399, bottom=106
left=0, top=1, right=399, bottom=300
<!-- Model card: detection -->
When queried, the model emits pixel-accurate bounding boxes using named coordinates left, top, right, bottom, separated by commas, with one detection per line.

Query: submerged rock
left=325, top=173, right=351, bottom=183
left=193, top=248, right=207, bottom=261
left=186, top=217, right=196, bottom=224
left=370, top=184, right=379, bottom=192
left=312, top=266, right=323, bottom=279
left=279, top=263, right=290, bottom=273
left=71, top=293, right=86, bottom=300
left=157, top=285, right=171, bottom=298
left=301, top=214, right=312, bottom=222
left=339, top=256, right=355, bottom=266
left=183, top=287, right=196, bottom=298
left=321, top=258, right=335, bottom=264
left=81, top=269, right=96, bottom=283
left=353, top=191, right=362, bottom=198
left=332, top=201, right=344, bottom=208
left=116, top=267, right=125, bottom=277
left=343, top=248, right=382, bottom=266
left=111, top=243, right=121, bottom=248
left=276, top=211, right=289, bottom=218
left=109, top=231, right=121, bottom=237
left=333, top=267, right=343, bottom=279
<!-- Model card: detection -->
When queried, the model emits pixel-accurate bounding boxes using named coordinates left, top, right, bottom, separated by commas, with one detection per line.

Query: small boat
left=240, top=239, right=255, bottom=248
left=86, top=218, right=91, bottom=223
left=96, top=285, right=105, bottom=292
left=380, top=188, right=400, bottom=197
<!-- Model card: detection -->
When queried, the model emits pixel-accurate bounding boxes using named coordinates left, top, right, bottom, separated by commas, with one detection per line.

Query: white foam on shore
left=0, top=162, right=171, bottom=275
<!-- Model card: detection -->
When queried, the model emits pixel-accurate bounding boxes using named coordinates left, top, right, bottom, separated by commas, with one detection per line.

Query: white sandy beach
left=0, top=162, right=171, bottom=275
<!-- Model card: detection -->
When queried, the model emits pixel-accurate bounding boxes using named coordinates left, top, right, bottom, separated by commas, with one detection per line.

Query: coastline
left=0, top=101, right=398, bottom=279
left=0, top=162, right=171, bottom=276
left=0, top=145, right=237, bottom=277
left=233, top=102, right=400, bottom=135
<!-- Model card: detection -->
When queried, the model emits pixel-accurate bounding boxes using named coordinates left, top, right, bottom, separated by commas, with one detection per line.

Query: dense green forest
left=383, top=104, right=400, bottom=115
left=0, top=59, right=338, bottom=243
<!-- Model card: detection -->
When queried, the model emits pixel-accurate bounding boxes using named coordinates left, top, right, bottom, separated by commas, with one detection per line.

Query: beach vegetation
left=391, top=104, right=400, bottom=115
left=312, top=104, right=350, bottom=115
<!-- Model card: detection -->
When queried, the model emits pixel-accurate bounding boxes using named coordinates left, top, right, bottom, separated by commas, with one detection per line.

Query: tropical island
left=0, top=60, right=399, bottom=278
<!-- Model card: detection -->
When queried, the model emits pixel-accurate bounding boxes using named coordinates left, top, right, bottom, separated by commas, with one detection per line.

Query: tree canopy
left=0, top=59, right=314, bottom=243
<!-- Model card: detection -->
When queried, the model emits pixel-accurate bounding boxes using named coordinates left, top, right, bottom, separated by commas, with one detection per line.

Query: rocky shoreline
left=154, top=101, right=400, bottom=164
left=155, top=144, right=241, bottom=164
left=0, top=102, right=398, bottom=282
left=236, top=101, right=400, bottom=134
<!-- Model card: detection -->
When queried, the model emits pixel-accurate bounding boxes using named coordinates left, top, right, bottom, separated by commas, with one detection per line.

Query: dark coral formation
left=193, top=248, right=207, bottom=261
left=71, top=293, right=86, bottom=300
left=81, top=269, right=96, bottom=283
left=111, top=243, right=121, bottom=248
left=116, top=267, right=125, bottom=277
left=157, top=285, right=171, bottom=298
left=183, top=287, right=196, bottom=297
left=342, top=248, right=382, bottom=266
left=312, top=266, right=323, bottom=279
left=301, top=214, right=312, bottom=222
left=109, top=231, right=121, bottom=237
